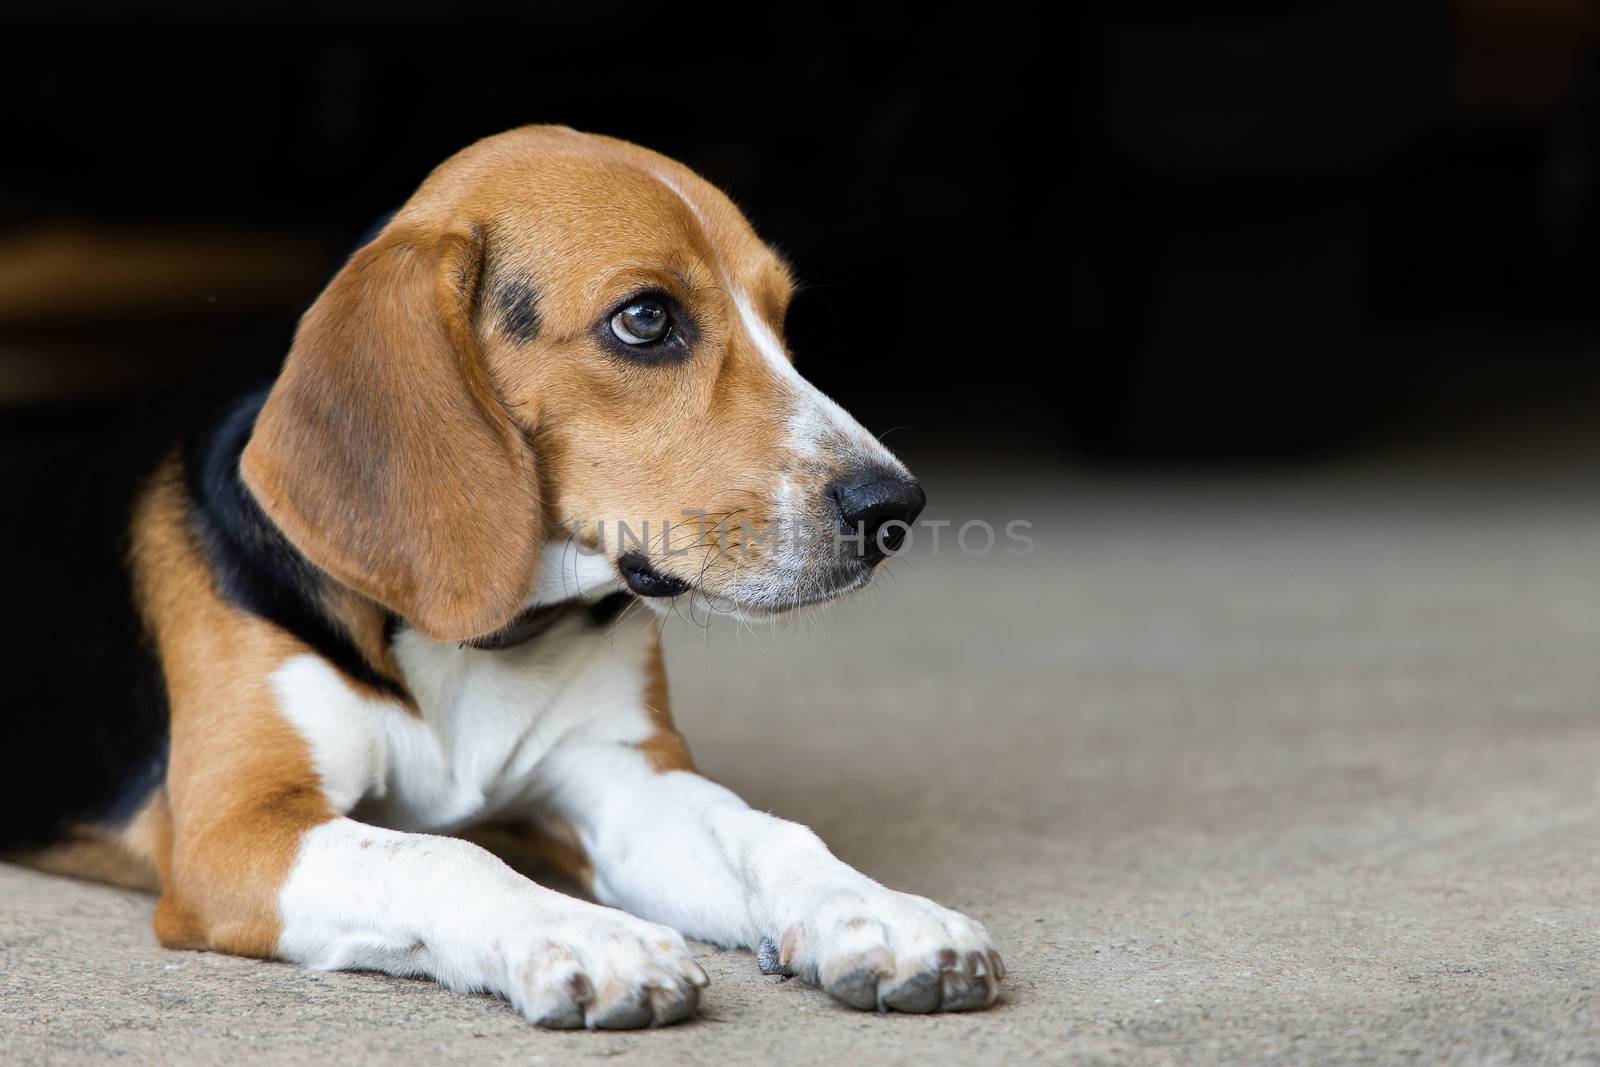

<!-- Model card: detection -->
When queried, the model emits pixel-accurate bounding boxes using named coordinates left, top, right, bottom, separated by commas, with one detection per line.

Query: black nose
left=828, top=468, right=926, bottom=564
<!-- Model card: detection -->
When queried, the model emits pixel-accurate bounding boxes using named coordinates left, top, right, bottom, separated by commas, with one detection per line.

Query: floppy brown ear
left=241, top=223, right=540, bottom=642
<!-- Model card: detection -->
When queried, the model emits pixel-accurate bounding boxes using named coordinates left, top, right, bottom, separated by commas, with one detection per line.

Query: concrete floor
left=5, top=461, right=1600, bottom=1065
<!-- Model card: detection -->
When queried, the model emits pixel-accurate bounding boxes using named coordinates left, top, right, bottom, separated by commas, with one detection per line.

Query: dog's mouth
left=614, top=551, right=872, bottom=618
left=617, top=552, right=692, bottom=598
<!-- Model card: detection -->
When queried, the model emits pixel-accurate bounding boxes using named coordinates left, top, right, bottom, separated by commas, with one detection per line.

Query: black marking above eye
left=495, top=277, right=543, bottom=344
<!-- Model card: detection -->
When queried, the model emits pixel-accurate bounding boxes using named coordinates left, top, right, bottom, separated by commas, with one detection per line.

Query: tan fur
left=130, top=456, right=333, bottom=957
left=637, top=638, right=695, bottom=773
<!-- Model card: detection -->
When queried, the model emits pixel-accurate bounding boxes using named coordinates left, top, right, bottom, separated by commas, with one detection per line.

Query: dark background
left=3, top=1, right=1597, bottom=465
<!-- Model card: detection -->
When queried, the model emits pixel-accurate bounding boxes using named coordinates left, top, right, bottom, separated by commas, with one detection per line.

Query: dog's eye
left=610, top=299, right=671, bottom=345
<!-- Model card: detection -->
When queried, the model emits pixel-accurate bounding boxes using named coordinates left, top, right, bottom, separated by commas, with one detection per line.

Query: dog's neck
left=462, top=591, right=633, bottom=651
left=456, top=539, right=632, bottom=650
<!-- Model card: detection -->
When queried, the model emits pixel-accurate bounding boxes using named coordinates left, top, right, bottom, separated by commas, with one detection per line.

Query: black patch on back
left=495, top=276, right=543, bottom=344
left=182, top=390, right=408, bottom=701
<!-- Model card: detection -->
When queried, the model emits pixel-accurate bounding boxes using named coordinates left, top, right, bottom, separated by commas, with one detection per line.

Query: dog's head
left=242, top=126, right=922, bottom=642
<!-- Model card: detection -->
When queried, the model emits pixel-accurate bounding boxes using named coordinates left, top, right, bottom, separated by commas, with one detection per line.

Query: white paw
left=759, top=888, right=1005, bottom=1013
left=504, top=903, right=708, bottom=1028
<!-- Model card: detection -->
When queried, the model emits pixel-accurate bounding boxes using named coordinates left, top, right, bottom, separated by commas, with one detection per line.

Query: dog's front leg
left=542, top=741, right=1006, bottom=1013
left=162, top=806, right=707, bottom=1028
left=272, top=818, right=707, bottom=1026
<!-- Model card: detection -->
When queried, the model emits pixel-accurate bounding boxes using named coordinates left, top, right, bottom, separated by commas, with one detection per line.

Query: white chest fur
left=269, top=607, right=660, bottom=833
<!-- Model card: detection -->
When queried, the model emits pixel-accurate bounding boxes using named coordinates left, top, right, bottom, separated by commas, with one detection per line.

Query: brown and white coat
left=2, top=126, right=1003, bottom=1029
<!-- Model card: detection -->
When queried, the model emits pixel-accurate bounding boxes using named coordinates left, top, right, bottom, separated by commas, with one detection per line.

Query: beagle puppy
left=1, top=126, right=1004, bottom=1028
